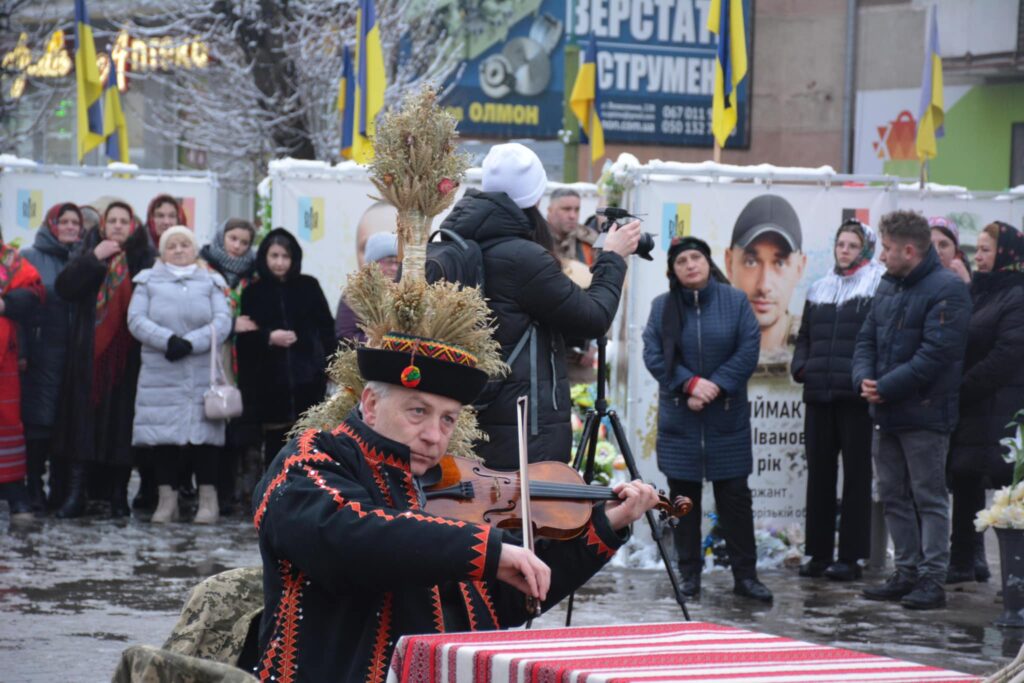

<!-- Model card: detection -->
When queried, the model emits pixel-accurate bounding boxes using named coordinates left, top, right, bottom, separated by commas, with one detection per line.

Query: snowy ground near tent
left=0, top=501, right=1012, bottom=682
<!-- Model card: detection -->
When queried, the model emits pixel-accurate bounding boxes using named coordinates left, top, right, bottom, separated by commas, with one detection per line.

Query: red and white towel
left=387, top=621, right=980, bottom=683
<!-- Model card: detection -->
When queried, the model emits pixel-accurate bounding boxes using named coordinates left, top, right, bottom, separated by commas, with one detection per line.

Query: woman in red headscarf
left=51, top=201, right=155, bottom=518
left=0, top=227, right=44, bottom=520
left=144, top=194, right=187, bottom=250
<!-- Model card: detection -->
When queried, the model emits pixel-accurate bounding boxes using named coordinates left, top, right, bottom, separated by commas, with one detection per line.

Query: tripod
left=564, top=336, right=690, bottom=626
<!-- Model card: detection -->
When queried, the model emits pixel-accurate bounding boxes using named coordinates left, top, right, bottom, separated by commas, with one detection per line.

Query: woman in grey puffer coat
left=128, top=226, right=231, bottom=524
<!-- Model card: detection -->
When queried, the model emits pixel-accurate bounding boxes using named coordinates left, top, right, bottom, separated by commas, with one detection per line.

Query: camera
left=593, top=207, right=656, bottom=261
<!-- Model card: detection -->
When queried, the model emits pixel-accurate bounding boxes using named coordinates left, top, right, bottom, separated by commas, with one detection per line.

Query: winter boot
left=974, top=535, right=991, bottom=582
left=194, top=485, right=219, bottom=525
left=151, top=485, right=179, bottom=524
left=132, top=464, right=157, bottom=511
left=55, top=463, right=88, bottom=519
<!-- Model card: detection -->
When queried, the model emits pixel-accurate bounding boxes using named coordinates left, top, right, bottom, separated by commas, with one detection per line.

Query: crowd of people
left=2, top=145, right=1022, bottom=621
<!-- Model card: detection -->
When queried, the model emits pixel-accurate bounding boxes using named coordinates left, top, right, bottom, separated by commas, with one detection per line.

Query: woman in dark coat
left=440, top=143, right=638, bottom=469
left=236, top=228, right=335, bottom=468
left=52, top=201, right=156, bottom=518
left=643, top=236, right=770, bottom=603
left=20, top=203, right=84, bottom=510
left=199, top=218, right=259, bottom=513
left=947, top=221, right=1024, bottom=583
left=791, top=220, right=883, bottom=581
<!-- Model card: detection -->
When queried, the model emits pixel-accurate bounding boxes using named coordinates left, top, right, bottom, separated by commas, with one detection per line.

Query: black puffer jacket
left=20, top=228, right=75, bottom=436
left=948, top=271, right=1024, bottom=482
left=792, top=297, right=873, bottom=403
left=852, top=247, right=971, bottom=433
left=440, top=190, right=627, bottom=468
left=236, top=229, right=335, bottom=425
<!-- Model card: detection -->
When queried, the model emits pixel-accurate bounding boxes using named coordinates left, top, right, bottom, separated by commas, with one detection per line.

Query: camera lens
left=635, top=232, right=655, bottom=261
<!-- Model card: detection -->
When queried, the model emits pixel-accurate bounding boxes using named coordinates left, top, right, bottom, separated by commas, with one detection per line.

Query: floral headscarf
left=44, top=202, right=84, bottom=241
left=834, top=219, right=877, bottom=276
left=993, top=221, right=1024, bottom=273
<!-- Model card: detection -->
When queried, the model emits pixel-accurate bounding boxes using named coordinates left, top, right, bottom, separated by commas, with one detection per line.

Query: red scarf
left=0, top=243, right=43, bottom=426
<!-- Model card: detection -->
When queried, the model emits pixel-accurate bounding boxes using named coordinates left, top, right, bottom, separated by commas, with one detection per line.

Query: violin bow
left=516, top=396, right=541, bottom=624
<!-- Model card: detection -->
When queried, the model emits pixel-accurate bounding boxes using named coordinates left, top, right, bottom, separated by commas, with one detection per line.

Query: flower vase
left=398, top=210, right=430, bottom=282
left=996, top=526, right=1024, bottom=628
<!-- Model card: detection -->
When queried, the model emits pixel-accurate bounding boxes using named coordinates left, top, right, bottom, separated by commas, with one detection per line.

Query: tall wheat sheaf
left=294, top=87, right=506, bottom=458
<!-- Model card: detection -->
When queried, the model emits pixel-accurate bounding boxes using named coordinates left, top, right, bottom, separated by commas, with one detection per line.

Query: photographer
left=440, top=143, right=640, bottom=469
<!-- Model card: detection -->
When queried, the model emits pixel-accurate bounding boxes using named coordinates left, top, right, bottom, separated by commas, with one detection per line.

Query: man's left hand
left=604, top=480, right=659, bottom=531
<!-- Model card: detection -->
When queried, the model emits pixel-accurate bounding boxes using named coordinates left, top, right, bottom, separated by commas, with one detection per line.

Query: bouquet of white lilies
left=975, top=409, right=1024, bottom=532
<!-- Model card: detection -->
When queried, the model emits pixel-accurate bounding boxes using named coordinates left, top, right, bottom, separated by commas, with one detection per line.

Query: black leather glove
left=165, top=335, right=193, bottom=361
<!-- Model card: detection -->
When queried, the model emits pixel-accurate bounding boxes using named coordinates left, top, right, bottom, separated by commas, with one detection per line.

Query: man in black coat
left=852, top=210, right=971, bottom=610
left=441, top=142, right=640, bottom=469
left=253, top=331, right=659, bottom=682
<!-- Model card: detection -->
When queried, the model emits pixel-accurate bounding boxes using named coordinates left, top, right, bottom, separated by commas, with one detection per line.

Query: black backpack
left=424, top=228, right=516, bottom=296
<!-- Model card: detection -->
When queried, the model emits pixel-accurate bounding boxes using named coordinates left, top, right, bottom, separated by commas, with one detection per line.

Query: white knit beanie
left=158, top=225, right=196, bottom=255
left=481, top=143, right=547, bottom=209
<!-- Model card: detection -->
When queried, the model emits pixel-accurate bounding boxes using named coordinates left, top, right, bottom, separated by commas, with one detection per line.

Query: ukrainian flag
left=352, top=0, right=385, bottom=164
left=569, top=34, right=605, bottom=162
left=103, top=58, right=129, bottom=163
left=75, top=0, right=104, bottom=161
left=338, top=45, right=355, bottom=160
left=916, top=7, right=944, bottom=161
left=707, top=0, right=748, bottom=148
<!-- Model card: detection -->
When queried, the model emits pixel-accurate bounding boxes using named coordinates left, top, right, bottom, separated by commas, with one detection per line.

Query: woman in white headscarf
left=792, top=219, right=884, bottom=582
left=129, top=226, right=231, bottom=524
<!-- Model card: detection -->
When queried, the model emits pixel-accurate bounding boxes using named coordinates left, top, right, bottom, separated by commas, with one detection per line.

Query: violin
left=423, top=455, right=693, bottom=541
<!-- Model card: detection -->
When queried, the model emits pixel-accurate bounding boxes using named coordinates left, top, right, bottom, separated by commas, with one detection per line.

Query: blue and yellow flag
left=75, top=0, right=104, bottom=161
left=916, top=7, right=944, bottom=161
left=352, top=0, right=385, bottom=164
left=103, top=59, right=129, bottom=164
left=337, top=45, right=355, bottom=160
left=707, top=0, right=748, bottom=148
left=569, top=34, right=605, bottom=163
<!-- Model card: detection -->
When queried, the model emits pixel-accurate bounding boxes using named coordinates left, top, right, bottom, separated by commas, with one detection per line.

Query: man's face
left=725, top=233, right=805, bottom=330
left=879, top=235, right=916, bottom=277
left=361, top=385, right=461, bottom=476
left=356, top=205, right=398, bottom=267
left=546, top=196, right=580, bottom=238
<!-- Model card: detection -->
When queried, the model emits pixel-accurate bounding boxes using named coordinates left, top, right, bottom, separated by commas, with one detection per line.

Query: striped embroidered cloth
left=387, top=621, right=980, bottom=683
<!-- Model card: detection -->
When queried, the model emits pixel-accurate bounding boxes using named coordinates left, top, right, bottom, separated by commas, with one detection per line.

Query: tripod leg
left=607, top=410, right=691, bottom=621
left=566, top=407, right=604, bottom=627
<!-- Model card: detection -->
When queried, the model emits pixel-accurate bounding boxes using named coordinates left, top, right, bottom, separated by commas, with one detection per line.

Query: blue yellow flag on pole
left=75, top=0, right=105, bottom=161
left=707, top=0, right=748, bottom=148
left=916, top=6, right=944, bottom=161
left=352, top=0, right=386, bottom=164
left=569, top=34, right=605, bottom=163
left=103, top=59, right=129, bottom=164
left=338, top=45, right=355, bottom=160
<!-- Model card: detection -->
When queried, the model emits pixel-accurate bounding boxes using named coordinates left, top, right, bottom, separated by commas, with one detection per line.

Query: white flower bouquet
left=975, top=409, right=1024, bottom=531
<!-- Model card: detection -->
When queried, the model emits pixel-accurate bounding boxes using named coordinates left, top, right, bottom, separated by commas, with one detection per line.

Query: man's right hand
left=861, top=379, right=884, bottom=404
left=602, top=220, right=642, bottom=259
left=496, top=543, right=550, bottom=602
left=690, top=378, right=720, bottom=404
left=94, top=240, right=122, bottom=261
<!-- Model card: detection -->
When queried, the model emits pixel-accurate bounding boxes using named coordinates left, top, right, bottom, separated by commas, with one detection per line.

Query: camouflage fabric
left=112, top=567, right=263, bottom=683
left=112, top=645, right=257, bottom=683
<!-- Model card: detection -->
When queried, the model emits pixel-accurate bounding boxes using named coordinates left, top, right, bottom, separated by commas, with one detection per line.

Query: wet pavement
left=0, top=508, right=1016, bottom=682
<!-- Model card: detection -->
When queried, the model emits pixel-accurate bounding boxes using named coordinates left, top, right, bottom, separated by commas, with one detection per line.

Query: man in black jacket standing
left=852, top=210, right=971, bottom=610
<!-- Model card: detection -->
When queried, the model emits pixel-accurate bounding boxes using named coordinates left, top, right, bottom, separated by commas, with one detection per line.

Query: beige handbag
left=204, top=324, right=243, bottom=420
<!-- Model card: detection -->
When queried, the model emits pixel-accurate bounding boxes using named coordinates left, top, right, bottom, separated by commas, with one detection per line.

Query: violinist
left=251, top=264, right=661, bottom=683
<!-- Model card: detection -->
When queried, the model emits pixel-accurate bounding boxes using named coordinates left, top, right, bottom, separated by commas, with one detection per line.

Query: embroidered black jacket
left=252, top=414, right=628, bottom=683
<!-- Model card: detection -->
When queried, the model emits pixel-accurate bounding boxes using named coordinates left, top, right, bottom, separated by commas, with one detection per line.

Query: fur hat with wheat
left=297, top=87, right=506, bottom=458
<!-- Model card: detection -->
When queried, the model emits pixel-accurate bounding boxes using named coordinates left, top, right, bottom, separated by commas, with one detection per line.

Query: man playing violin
left=252, top=324, right=661, bottom=683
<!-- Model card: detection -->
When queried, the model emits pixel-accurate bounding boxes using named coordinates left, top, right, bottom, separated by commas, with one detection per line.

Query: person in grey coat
left=20, top=202, right=83, bottom=511
left=129, top=226, right=231, bottom=525
left=643, top=236, right=770, bottom=603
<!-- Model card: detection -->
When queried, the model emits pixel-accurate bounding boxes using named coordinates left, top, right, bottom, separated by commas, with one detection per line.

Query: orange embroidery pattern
left=583, top=520, right=616, bottom=560
left=459, top=582, right=479, bottom=631
left=366, top=592, right=394, bottom=683
left=473, top=581, right=500, bottom=629
left=258, top=560, right=305, bottom=683
left=381, top=333, right=478, bottom=368
left=430, top=585, right=445, bottom=633
left=253, top=429, right=332, bottom=530
left=468, top=528, right=490, bottom=580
